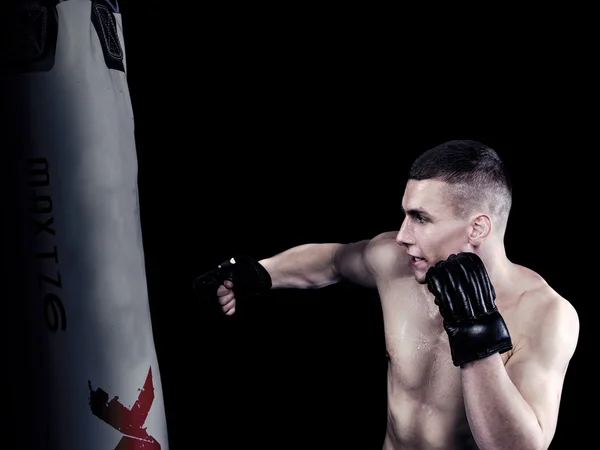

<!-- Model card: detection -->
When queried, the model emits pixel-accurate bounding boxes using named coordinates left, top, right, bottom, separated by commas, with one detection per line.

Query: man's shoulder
left=362, top=231, right=411, bottom=279
left=364, top=231, right=401, bottom=257
left=513, top=267, right=579, bottom=342
left=514, top=265, right=573, bottom=310
left=368, top=231, right=398, bottom=246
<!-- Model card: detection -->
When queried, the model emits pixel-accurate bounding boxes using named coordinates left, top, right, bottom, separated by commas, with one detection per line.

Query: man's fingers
left=216, top=283, right=233, bottom=296
left=215, top=280, right=236, bottom=315
left=223, top=302, right=236, bottom=315
left=218, top=291, right=235, bottom=305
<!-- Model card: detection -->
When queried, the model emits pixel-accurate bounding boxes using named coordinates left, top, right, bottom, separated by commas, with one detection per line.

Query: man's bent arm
left=460, top=293, right=579, bottom=450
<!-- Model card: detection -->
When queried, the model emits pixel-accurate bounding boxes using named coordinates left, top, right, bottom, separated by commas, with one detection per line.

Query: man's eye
left=415, top=215, right=425, bottom=223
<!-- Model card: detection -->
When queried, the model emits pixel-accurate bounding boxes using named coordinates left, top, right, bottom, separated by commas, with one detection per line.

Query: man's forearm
left=259, top=243, right=342, bottom=289
left=461, top=354, right=544, bottom=450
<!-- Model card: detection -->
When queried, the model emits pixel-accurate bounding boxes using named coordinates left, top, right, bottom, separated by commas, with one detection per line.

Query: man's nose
left=396, top=219, right=414, bottom=247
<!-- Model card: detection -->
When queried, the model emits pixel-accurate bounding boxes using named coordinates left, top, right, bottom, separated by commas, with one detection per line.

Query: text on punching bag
left=27, top=157, right=67, bottom=332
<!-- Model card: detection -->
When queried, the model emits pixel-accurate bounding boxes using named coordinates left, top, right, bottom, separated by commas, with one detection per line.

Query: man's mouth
left=410, top=256, right=427, bottom=267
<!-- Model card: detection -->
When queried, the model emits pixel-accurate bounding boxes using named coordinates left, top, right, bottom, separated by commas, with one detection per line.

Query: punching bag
left=1, top=0, right=169, bottom=448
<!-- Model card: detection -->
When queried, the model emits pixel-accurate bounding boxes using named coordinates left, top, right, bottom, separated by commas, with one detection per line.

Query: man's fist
left=425, top=252, right=512, bottom=367
left=193, top=255, right=272, bottom=315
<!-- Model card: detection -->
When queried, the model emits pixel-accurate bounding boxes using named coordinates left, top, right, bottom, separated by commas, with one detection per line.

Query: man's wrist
left=459, top=351, right=503, bottom=370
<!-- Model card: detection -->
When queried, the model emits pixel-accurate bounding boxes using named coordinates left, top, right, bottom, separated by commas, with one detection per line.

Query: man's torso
left=366, top=233, right=546, bottom=449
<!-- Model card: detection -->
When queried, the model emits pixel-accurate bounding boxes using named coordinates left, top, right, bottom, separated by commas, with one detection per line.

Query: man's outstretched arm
left=195, top=233, right=390, bottom=315
left=260, top=239, right=378, bottom=290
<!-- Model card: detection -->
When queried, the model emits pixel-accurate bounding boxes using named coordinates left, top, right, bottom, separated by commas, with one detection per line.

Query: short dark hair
left=409, top=140, right=512, bottom=234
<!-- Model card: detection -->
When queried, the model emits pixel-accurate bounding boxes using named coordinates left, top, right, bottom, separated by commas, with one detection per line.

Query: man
left=194, top=140, right=579, bottom=449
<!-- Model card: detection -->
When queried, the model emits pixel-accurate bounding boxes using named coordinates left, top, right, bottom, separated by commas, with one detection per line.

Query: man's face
left=396, top=179, right=471, bottom=284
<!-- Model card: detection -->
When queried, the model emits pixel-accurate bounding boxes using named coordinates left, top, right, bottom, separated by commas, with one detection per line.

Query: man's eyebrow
left=400, top=206, right=430, bottom=217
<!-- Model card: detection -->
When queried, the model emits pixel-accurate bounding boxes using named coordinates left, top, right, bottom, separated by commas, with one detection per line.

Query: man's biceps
left=336, top=246, right=376, bottom=286
left=342, top=255, right=374, bottom=283
left=527, top=372, right=564, bottom=443
left=334, top=242, right=367, bottom=271
left=507, top=357, right=564, bottom=433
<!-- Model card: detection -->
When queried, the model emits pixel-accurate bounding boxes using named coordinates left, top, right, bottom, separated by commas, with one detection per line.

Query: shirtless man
left=194, top=140, right=579, bottom=449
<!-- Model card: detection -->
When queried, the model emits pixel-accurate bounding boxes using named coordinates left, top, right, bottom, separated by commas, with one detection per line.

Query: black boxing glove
left=193, top=255, right=272, bottom=301
left=425, top=252, right=512, bottom=367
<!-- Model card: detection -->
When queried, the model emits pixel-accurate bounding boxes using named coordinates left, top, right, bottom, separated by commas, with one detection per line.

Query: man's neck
left=478, top=241, right=513, bottom=296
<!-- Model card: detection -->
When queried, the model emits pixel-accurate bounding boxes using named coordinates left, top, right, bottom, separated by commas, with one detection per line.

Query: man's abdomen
left=384, top=391, right=475, bottom=449
left=383, top=354, right=475, bottom=449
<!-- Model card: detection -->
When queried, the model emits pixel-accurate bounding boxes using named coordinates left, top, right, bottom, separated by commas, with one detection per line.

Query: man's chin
left=415, top=273, right=428, bottom=284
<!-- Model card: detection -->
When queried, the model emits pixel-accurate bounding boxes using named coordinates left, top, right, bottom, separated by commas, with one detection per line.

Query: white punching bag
left=1, top=0, right=169, bottom=448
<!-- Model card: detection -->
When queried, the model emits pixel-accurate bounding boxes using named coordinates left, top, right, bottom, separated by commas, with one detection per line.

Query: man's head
left=396, top=140, right=512, bottom=283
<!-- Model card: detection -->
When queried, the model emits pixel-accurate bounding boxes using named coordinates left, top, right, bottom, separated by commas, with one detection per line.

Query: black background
left=33, top=2, right=590, bottom=448
left=118, top=4, right=588, bottom=450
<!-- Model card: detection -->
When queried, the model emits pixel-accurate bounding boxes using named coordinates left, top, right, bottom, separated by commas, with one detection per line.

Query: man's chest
left=379, top=279, right=516, bottom=397
left=384, top=314, right=463, bottom=400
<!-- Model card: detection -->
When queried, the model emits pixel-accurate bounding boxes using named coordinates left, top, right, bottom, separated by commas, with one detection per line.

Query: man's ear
left=468, top=214, right=492, bottom=245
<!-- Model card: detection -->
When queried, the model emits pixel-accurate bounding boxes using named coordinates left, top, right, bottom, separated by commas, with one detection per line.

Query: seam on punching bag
left=91, top=0, right=124, bottom=72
